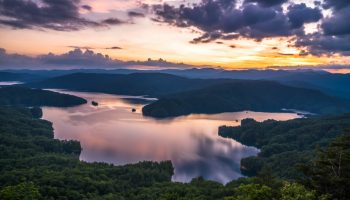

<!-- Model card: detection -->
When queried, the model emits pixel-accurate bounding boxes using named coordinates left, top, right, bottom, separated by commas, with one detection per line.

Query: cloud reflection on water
left=42, top=90, right=300, bottom=183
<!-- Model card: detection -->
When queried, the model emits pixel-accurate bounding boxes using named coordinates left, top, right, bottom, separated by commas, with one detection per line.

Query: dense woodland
left=0, top=71, right=349, bottom=199
left=0, top=106, right=349, bottom=199
left=143, top=81, right=350, bottom=118
left=219, top=115, right=350, bottom=179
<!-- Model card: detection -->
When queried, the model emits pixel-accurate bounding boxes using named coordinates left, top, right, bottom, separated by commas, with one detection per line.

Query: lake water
left=42, top=90, right=302, bottom=183
left=0, top=81, right=22, bottom=86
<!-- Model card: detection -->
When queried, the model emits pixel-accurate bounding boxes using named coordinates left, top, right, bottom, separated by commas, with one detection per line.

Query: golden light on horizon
left=0, top=0, right=349, bottom=70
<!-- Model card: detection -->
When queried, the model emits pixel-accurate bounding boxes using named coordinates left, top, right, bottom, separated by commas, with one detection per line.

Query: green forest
left=0, top=106, right=349, bottom=199
left=219, top=115, right=350, bottom=179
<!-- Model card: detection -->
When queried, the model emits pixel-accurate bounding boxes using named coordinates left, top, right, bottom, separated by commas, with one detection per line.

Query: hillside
left=8, top=68, right=350, bottom=100
left=0, top=72, right=44, bottom=82
left=142, top=80, right=350, bottom=118
left=219, top=114, right=350, bottom=178
left=0, top=86, right=87, bottom=107
left=26, top=73, right=230, bottom=97
left=0, top=107, right=174, bottom=199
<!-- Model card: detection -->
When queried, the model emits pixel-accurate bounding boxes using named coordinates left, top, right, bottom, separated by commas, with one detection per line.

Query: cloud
left=101, top=18, right=125, bottom=25
left=152, top=1, right=321, bottom=42
left=295, top=2, right=350, bottom=55
left=172, top=133, right=258, bottom=183
left=0, top=47, right=193, bottom=69
left=0, top=48, right=118, bottom=68
left=0, top=0, right=125, bottom=31
left=81, top=5, right=92, bottom=11
left=296, top=34, right=350, bottom=56
left=0, top=48, right=38, bottom=67
left=321, top=7, right=350, bottom=36
left=128, top=11, right=145, bottom=18
left=150, top=0, right=350, bottom=56
left=287, top=3, right=322, bottom=29
left=191, top=32, right=238, bottom=43
left=67, top=46, right=123, bottom=50
left=106, top=46, right=123, bottom=50
left=67, top=46, right=95, bottom=49
left=323, top=0, right=350, bottom=10
left=39, top=48, right=115, bottom=66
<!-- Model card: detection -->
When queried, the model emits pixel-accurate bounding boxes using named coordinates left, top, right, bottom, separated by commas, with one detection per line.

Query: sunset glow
left=0, top=0, right=350, bottom=69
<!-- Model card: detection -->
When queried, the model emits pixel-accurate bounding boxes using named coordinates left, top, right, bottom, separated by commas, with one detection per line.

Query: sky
left=0, top=0, right=350, bottom=69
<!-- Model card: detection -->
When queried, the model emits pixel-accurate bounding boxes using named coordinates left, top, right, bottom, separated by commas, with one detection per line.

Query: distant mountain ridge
left=6, top=68, right=350, bottom=100
left=26, top=72, right=232, bottom=97
left=0, top=72, right=44, bottom=82
left=23, top=72, right=350, bottom=117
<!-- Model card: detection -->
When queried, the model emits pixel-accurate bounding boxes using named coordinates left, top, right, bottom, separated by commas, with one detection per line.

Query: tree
left=280, top=182, right=315, bottom=200
left=231, top=184, right=274, bottom=200
left=0, top=182, right=41, bottom=200
left=302, top=133, right=350, bottom=200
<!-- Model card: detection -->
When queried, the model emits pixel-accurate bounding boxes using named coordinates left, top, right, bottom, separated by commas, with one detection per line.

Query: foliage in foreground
left=219, top=115, right=350, bottom=178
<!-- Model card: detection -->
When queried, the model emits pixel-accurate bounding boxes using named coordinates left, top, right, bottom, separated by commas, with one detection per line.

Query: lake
left=0, top=81, right=22, bottom=86
left=42, top=90, right=302, bottom=183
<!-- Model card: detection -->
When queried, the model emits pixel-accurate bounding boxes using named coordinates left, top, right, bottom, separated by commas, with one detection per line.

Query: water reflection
left=42, top=90, right=301, bottom=183
left=0, top=81, right=22, bottom=86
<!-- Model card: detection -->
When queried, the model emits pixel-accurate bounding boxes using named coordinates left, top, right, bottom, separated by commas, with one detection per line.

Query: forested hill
left=0, top=107, right=174, bottom=199
left=0, top=86, right=87, bottom=107
left=219, top=114, right=350, bottom=179
left=26, top=73, right=230, bottom=97
left=142, top=81, right=350, bottom=118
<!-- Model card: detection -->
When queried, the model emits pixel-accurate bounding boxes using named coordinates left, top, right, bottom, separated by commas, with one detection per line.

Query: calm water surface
left=0, top=81, right=22, bottom=86
left=42, top=90, right=301, bottom=183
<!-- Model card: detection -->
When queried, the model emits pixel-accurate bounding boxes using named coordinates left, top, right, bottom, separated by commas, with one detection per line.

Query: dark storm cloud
left=294, top=1, right=350, bottom=55
left=287, top=3, right=322, bottom=29
left=323, top=0, right=350, bottom=10
left=128, top=11, right=145, bottom=18
left=242, top=3, right=276, bottom=26
left=153, top=1, right=238, bottom=32
left=321, top=7, right=350, bottom=36
left=191, top=32, right=238, bottom=43
left=239, top=7, right=293, bottom=39
left=153, top=1, right=320, bottom=42
left=296, top=34, right=350, bottom=56
left=151, top=0, right=350, bottom=55
left=0, top=0, right=124, bottom=31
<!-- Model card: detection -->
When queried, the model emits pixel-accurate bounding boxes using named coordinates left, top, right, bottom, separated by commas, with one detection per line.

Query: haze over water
left=42, top=90, right=301, bottom=183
